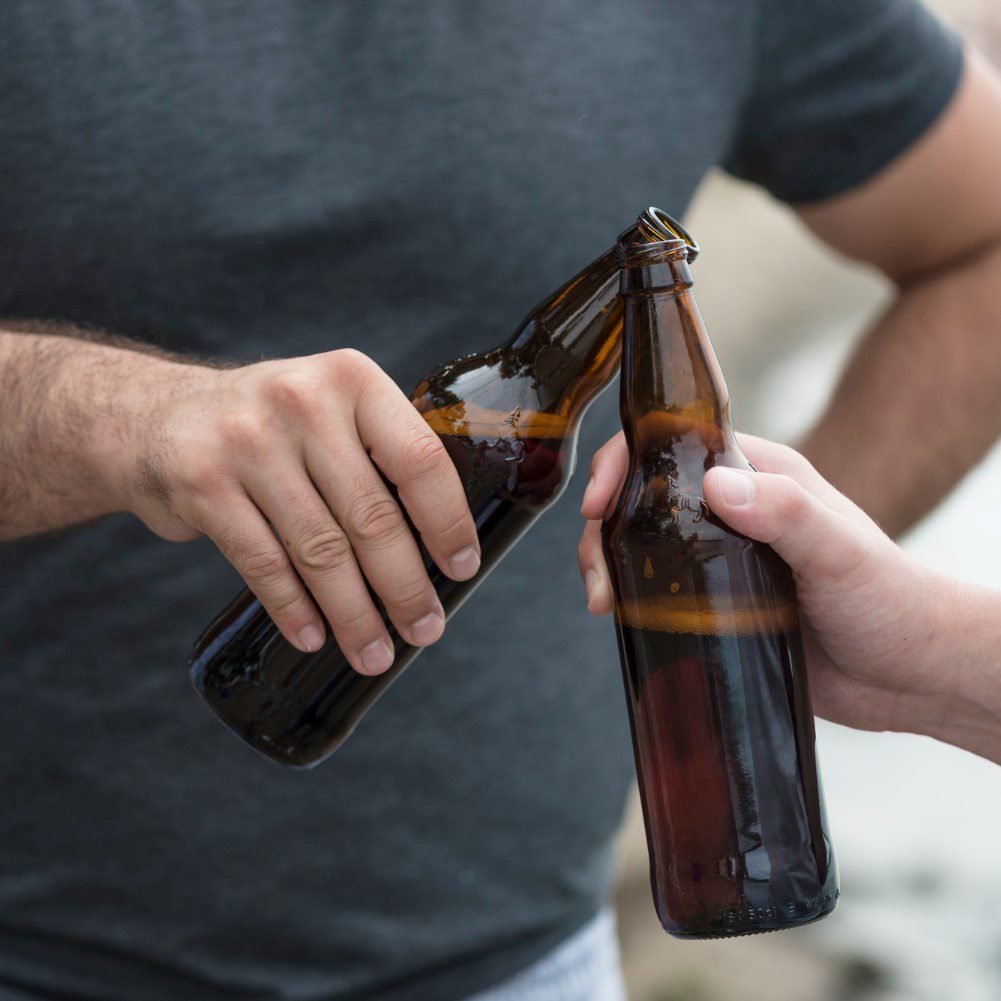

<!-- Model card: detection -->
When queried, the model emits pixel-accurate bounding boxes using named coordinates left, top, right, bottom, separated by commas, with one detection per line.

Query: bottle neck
left=619, top=274, right=732, bottom=463
left=494, top=209, right=700, bottom=425
left=503, top=243, right=627, bottom=422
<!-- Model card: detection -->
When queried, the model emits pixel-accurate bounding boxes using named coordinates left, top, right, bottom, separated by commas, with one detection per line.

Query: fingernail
left=359, top=639, right=394, bottom=674
left=449, top=547, right=481, bottom=579
left=585, top=569, right=598, bottom=606
left=298, top=624, right=325, bottom=652
left=715, top=467, right=755, bottom=506
left=410, top=611, right=444, bottom=645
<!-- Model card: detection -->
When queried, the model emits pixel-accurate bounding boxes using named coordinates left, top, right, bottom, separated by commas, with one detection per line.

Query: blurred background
left=613, top=3, right=1001, bottom=998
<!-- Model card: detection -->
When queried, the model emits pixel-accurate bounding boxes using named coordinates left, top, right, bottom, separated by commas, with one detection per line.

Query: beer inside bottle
left=190, top=214, right=679, bottom=767
left=603, top=210, right=838, bottom=937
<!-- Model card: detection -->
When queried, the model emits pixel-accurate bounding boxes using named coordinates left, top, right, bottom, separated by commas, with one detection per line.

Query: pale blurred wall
left=614, top=4, right=1001, bottom=1000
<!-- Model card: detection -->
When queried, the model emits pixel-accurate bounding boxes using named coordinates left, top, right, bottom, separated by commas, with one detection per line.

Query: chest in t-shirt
left=0, top=1, right=751, bottom=350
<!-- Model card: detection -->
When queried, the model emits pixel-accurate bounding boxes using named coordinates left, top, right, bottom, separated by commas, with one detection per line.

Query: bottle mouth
left=640, top=208, right=700, bottom=260
left=618, top=207, right=700, bottom=267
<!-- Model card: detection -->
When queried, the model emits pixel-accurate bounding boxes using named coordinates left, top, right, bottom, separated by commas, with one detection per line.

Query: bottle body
left=190, top=235, right=633, bottom=768
left=605, top=481, right=838, bottom=936
left=192, top=409, right=576, bottom=768
left=605, top=219, right=837, bottom=937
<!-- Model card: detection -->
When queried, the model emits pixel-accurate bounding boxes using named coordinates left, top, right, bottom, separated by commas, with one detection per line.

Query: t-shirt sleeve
left=722, top=0, right=965, bottom=204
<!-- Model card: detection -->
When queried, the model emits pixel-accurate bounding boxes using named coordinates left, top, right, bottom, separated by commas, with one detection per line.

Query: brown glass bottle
left=602, top=213, right=838, bottom=938
left=190, top=211, right=690, bottom=768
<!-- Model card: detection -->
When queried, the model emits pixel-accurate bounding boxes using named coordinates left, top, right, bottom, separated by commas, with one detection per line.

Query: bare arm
left=0, top=323, right=202, bottom=538
left=797, top=51, right=1001, bottom=536
left=0, top=324, right=480, bottom=668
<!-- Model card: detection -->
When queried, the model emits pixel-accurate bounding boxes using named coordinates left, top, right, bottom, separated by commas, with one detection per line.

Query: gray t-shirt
left=0, top=2, right=961, bottom=999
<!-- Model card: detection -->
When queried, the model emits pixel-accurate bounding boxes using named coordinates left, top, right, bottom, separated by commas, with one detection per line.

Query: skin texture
left=579, top=433, right=1001, bottom=764
left=0, top=330, right=481, bottom=671
left=577, top=55, right=1001, bottom=761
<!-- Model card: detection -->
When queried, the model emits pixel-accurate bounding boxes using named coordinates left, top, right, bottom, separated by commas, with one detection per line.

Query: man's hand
left=128, top=350, right=483, bottom=668
left=0, top=331, right=480, bottom=671
left=579, top=432, right=1001, bottom=764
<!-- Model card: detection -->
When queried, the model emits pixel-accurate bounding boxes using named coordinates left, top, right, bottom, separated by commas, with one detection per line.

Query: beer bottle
left=603, top=210, right=839, bottom=937
left=190, top=211, right=687, bottom=768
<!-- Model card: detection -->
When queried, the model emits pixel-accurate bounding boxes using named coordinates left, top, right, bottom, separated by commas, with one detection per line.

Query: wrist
left=0, top=326, right=218, bottom=539
left=907, top=574, right=1001, bottom=763
left=84, top=348, right=213, bottom=516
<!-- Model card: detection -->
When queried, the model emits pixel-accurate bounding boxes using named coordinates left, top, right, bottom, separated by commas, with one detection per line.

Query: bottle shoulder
left=602, top=487, right=799, bottom=630
left=412, top=356, right=580, bottom=511
left=412, top=352, right=579, bottom=443
left=610, top=438, right=747, bottom=519
left=603, top=443, right=770, bottom=560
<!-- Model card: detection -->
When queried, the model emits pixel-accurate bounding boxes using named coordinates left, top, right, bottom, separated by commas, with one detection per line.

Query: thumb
left=703, top=466, right=873, bottom=584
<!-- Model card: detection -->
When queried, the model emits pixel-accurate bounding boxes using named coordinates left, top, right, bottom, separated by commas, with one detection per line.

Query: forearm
left=0, top=322, right=195, bottom=539
left=915, top=576, right=1001, bottom=764
left=800, top=239, right=1001, bottom=537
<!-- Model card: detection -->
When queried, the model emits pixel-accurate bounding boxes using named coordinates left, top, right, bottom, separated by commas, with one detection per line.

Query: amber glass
left=189, top=212, right=688, bottom=768
left=602, top=215, right=838, bottom=938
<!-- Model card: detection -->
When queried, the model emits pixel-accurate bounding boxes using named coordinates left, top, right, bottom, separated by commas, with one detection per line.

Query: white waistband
left=463, top=909, right=627, bottom=1001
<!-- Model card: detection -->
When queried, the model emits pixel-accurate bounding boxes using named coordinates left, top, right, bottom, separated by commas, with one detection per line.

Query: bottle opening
left=641, top=208, right=700, bottom=262
left=618, top=207, right=699, bottom=290
left=618, top=207, right=699, bottom=270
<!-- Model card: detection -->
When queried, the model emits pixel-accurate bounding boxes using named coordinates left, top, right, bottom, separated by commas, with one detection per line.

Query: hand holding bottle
left=580, top=431, right=1001, bottom=764
left=127, top=349, right=481, bottom=667
left=188, top=226, right=633, bottom=766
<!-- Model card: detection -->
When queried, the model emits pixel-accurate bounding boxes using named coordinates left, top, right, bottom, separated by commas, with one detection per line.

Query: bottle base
left=664, top=898, right=838, bottom=940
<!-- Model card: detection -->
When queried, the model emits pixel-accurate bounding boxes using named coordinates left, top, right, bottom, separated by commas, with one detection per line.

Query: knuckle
left=217, top=412, right=266, bottom=453
left=294, top=525, right=353, bottom=574
left=330, top=602, right=380, bottom=635
left=241, top=546, right=289, bottom=584
left=773, top=442, right=799, bottom=463
left=389, top=574, right=434, bottom=613
left=347, top=493, right=406, bottom=545
left=401, top=428, right=448, bottom=481
left=332, top=347, right=368, bottom=368
left=431, top=507, right=472, bottom=545
left=774, top=442, right=812, bottom=475
left=326, top=348, right=375, bottom=387
left=264, top=586, right=308, bottom=621
left=773, top=475, right=809, bottom=523
left=154, top=519, right=201, bottom=544
left=264, top=369, right=324, bottom=419
left=175, top=454, right=227, bottom=499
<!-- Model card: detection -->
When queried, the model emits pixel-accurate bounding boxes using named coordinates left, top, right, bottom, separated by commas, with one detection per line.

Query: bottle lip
left=618, top=207, right=700, bottom=268
left=641, top=208, right=700, bottom=260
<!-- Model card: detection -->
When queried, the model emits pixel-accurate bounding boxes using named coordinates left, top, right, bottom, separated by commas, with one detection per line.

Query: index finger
left=353, top=373, right=481, bottom=581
